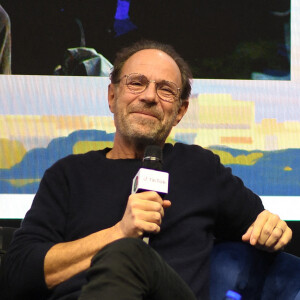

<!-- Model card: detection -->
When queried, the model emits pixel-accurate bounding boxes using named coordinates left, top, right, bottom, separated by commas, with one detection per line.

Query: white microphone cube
left=131, top=168, right=169, bottom=195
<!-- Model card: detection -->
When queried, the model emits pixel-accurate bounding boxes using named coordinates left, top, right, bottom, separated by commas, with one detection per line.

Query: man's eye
left=130, top=80, right=143, bottom=86
left=160, top=86, right=175, bottom=94
left=162, top=87, right=172, bottom=92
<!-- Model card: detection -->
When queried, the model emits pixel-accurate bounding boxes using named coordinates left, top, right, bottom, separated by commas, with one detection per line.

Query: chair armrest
left=210, top=241, right=300, bottom=300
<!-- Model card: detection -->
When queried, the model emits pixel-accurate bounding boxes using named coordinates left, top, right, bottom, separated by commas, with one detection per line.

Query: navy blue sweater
left=4, top=143, right=264, bottom=299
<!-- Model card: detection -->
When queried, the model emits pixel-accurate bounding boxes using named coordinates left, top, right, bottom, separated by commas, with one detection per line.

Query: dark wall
left=1, top=0, right=290, bottom=78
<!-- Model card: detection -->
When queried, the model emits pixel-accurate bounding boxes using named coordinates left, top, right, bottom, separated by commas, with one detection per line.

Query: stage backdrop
left=0, top=0, right=299, bottom=220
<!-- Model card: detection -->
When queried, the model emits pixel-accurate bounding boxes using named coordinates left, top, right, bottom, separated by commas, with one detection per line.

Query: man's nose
left=141, top=82, right=158, bottom=103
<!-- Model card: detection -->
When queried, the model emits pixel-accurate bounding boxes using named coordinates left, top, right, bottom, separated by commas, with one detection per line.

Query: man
left=3, top=40, right=292, bottom=299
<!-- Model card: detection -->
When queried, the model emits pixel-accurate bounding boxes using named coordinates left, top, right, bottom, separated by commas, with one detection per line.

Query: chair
left=210, top=241, right=300, bottom=300
left=0, top=227, right=17, bottom=300
left=0, top=227, right=17, bottom=268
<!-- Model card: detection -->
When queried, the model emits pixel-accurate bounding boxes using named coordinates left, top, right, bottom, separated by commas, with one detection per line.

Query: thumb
left=162, top=200, right=171, bottom=208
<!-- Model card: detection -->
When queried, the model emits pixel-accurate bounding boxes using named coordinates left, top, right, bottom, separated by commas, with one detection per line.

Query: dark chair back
left=0, top=227, right=17, bottom=268
left=0, top=227, right=18, bottom=300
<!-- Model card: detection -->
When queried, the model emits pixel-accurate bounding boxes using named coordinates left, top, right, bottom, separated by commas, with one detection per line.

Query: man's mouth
left=131, top=111, right=160, bottom=120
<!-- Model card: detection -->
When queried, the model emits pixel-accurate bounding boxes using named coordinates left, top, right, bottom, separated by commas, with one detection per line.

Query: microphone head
left=142, top=145, right=163, bottom=171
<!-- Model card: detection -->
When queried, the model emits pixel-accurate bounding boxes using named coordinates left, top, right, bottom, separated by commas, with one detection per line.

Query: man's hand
left=117, top=191, right=171, bottom=238
left=242, top=210, right=292, bottom=252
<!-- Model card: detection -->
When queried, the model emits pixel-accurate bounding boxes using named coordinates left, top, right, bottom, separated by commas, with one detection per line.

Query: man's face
left=108, top=49, right=188, bottom=146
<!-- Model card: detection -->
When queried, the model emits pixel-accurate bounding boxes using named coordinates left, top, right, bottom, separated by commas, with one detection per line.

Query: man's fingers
left=132, top=198, right=163, bottom=212
left=130, top=205, right=164, bottom=234
left=265, top=226, right=292, bottom=252
left=130, top=194, right=171, bottom=217
left=162, top=200, right=171, bottom=208
left=242, top=210, right=292, bottom=252
left=134, top=191, right=163, bottom=203
left=122, top=192, right=171, bottom=237
left=264, top=221, right=286, bottom=247
left=137, top=220, right=161, bottom=234
left=273, top=227, right=293, bottom=251
left=256, top=213, right=280, bottom=245
left=249, top=210, right=280, bottom=245
left=242, top=225, right=253, bottom=242
left=135, top=210, right=162, bottom=226
left=249, top=220, right=265, bottom=245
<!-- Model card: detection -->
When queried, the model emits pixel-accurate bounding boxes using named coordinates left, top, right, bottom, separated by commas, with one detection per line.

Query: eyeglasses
left=119, top=73, right=181, bottom=103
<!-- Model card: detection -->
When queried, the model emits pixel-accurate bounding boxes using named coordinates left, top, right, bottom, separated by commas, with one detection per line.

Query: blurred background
left=0, top=0, right=291, bottom=79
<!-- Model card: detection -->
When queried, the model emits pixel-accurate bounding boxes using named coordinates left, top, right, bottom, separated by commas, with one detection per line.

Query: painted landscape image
left=1, top=129, right=299, bottom=196
left=1, top=76, right=300, bottom=197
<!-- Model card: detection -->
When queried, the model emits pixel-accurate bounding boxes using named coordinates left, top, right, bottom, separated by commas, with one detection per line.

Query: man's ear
left=173, top=100, right=189, bottom=126
left=108, top=84, right=116, bottom=113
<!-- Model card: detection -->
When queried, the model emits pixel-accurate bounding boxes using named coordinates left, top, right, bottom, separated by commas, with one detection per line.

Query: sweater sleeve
left=3, top=161, right=70, bottom=299
left=212, top=153, right=265, bottom=241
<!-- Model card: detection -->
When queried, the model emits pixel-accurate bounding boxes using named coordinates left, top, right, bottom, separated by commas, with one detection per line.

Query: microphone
left=142, top=145, right=163, bottom=171
left=131, top=145, right=169, bottom=197
left=131, top=145, right=169, bottom=243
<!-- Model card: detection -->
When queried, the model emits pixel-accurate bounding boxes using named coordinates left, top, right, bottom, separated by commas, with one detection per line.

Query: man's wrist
left=112, top=222, right=127, bottom=240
